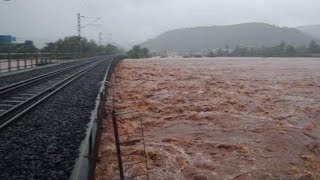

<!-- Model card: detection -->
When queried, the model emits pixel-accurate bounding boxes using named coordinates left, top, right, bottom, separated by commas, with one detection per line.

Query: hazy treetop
left=0, top=0, right=319, bottom=48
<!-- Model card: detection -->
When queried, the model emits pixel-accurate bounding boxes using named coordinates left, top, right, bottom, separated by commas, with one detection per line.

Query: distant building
left=25, top=40, right=34, bottom=46
left=0, top=35, right=16, bottom=44
left=152, top=49, right=218, bottom=57
left=0, top=35, right=37, bottom=53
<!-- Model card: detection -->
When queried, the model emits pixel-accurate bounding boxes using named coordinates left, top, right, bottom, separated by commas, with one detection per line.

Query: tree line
left=4, top=35, right=319, bottom=58
left=0, top=43, right=38, bottom=53
left=0, top=36, right=125, bottom=55
left=41, top=36, right=123, bottom=55
left=207, top=40, right=320, bottom=57
left=41, top=37, right=150, bottom=58
left=0, top=35, right=149, bottom=59
left=126, top=45, right=149, bottom=59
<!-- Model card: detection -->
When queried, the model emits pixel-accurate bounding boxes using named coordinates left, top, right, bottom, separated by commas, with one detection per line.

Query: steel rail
left=0, top=57, right=108, bottom=131
left=0, top=58, right=102, bottom=97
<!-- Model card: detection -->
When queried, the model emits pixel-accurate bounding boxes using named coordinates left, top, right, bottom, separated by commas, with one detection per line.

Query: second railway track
left=0, top=57, right=108, bottom=130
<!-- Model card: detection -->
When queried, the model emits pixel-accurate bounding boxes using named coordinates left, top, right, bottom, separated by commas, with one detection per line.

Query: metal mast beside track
left=77, top=13, right=101, bottom=55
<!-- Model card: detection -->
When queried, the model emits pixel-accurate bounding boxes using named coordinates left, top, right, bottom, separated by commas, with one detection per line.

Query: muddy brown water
left=96, top=57, right=320, bottom=180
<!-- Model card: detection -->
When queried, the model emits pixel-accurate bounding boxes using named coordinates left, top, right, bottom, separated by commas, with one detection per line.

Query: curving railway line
left=0, top=57, right=104, bottom=87
left=0, top=55, right=124, bottom=179
left=0, top=58, right=105, bottom=130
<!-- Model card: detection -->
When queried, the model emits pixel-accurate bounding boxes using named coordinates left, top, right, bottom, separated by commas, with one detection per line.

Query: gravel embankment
left=0, top=57, right=103, bottom=87
left=0, top=57, right=113, bottom=179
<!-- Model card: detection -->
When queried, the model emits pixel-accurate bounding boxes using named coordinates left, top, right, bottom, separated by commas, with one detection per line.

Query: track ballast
left=0, top=55, right=117, bottom=179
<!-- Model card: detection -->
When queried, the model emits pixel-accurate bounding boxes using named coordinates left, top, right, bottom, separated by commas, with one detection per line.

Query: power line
left=77, top=13, right=101, bottom=54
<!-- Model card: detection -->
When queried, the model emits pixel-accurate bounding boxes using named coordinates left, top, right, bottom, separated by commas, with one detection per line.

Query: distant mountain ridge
left=297, top=24, right=320, bottom=40
left=141, top=22, right=316, bottom=52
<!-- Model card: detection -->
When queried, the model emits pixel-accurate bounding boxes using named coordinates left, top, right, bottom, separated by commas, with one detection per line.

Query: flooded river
left=96, top=57, right=320, bottom=180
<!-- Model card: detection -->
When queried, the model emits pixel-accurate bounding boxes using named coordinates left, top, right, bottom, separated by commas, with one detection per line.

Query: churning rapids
left=96, top=57, right=320, bottom=180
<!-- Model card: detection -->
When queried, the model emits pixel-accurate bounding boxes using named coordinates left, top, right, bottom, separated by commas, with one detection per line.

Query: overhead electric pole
left=77, top=13, right=101, bottom=55
left=99, top=32, right=102, bottom=46
left=77, top=13, right=81, bottom=55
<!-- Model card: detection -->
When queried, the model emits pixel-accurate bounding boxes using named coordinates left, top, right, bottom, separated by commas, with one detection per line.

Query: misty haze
left=0, top=0, right=320, bottom=180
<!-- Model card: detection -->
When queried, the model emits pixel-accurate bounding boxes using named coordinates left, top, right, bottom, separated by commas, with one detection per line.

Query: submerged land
left=96, top=57, right=320, bottom=180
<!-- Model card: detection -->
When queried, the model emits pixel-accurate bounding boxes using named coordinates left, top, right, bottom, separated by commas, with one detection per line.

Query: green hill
left=141, top=22, right=315, bottom=52
left=297, top=24, right=320, bottom=40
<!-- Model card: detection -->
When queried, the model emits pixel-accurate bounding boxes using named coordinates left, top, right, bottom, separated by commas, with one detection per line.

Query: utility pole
left=76, top=13, right=101, bottom=55
left=106, top=34, right=112, bottom=45
left=99, top=32, right=102, bottom=46
left=77, top=13, right=81, bottom=55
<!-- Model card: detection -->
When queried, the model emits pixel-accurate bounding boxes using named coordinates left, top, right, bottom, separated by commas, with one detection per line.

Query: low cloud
left=0, top=0, right=319, bottom=49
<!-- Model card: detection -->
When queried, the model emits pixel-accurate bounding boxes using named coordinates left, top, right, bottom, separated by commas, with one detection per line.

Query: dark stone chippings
left=0, top=58, right=112, bottom=180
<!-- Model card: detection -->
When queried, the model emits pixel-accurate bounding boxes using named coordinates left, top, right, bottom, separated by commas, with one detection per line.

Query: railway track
left=0, top=56, right=105, bottom=87
left=0, top=57, right=108, bottom=130
left=0, top=55, right=124, bottom=179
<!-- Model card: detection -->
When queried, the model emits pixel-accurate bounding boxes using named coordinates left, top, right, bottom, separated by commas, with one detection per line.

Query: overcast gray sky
left=0, top=0, right=319, bottom=48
